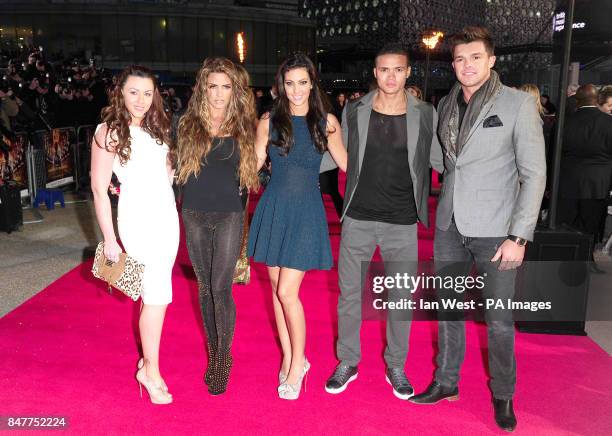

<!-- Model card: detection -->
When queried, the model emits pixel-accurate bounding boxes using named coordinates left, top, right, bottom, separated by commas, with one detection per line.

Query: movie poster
left=0, top=133, right=28, bottom=192
left=45, top=128, right=74, bottom=188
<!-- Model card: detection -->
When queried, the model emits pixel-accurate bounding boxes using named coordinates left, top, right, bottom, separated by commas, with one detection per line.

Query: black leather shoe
left=493, top=398, right=517, bottom=432
left=325, top=364, right=358, bottom=394
left=408, top=381, right=459, bottom=404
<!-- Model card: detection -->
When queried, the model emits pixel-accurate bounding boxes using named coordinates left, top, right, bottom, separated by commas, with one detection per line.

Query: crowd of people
left=0, top=47, right=192, bottom=134
left=0, top=47, right=109, bottom=131
left=2, top=26, right=611, bottom=434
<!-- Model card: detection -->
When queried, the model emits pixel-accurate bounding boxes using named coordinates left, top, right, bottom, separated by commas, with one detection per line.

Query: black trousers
left=182, top=210, right=243, bottom=354
left=319, top=168, right=344, bottom=218
left=558, top=198, right=608, bottom=255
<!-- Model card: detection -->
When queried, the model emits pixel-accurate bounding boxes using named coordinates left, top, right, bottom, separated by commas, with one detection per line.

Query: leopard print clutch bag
left=91, top=242, right=145, bottom=301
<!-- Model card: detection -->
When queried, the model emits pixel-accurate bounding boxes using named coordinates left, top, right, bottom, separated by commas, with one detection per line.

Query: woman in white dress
left=91, top=65, right=179, bottom=404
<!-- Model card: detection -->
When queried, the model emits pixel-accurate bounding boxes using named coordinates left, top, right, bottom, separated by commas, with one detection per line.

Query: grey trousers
left=434, top=221, right=517, bottom=400
left=337, top=216, right=418, bottom=368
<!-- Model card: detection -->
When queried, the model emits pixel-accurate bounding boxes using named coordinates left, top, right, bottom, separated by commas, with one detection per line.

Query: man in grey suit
left=409, top=27, right=546, bottom=433
left=321, top=43, right=444, bottom=400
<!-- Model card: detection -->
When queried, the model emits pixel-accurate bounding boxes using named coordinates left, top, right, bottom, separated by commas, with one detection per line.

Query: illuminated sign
left=552, top=12, right=586, bottom=32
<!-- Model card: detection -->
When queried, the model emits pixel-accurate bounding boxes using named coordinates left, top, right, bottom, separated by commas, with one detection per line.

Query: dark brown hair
left=448, top=26, right=495, bottom=57
left=96, top=65, right=170, bottom=165
left=406, top=85, right=423, bottom=100
left=375, top=42, right=410, bottom=65
left=271, top=52, right=332, bottom=156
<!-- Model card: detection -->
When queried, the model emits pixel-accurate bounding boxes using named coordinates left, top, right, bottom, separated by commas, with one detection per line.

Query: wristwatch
left=507, top=235, right=527, bottom=247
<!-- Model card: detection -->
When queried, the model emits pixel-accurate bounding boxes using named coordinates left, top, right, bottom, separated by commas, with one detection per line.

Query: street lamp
left=422, top=31, right=443, bottom=101
left=236, top=32, right=246, bottom=63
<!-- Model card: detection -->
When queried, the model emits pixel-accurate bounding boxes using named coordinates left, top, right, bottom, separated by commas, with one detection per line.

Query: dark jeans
left=434, top=221, right=517, bottom=400
left=182, top=209, right=243, bottom=354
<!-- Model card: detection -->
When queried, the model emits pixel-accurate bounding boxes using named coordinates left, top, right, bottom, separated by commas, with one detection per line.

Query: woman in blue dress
left=247, top=53, right=347, bottom=400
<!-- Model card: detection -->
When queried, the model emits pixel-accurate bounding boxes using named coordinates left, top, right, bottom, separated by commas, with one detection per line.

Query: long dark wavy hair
left=271, top=52, right=332, bottom=156
left=96, top=65, right=170, bottom=165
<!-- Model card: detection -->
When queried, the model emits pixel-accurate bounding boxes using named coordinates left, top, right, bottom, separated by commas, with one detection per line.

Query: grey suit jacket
left=320, top=90, right=444, bottom=227
left=436, top=86, right=546, bottom=241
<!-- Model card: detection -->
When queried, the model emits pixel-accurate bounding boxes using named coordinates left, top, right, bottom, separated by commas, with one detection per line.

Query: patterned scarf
left=438, top=69, right=502, bottom=158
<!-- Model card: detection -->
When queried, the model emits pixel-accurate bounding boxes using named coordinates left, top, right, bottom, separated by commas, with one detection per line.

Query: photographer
left=13, top=75, right=48, bottom=130
left=6, top=62, right=24, bottom=83
left=161, top=86, right=183, bottom=114
left=54, top=83, right=78, bottom=127
left=77, top=85, right=97, bottom=125
left=0, top=83, right=19, bottom=132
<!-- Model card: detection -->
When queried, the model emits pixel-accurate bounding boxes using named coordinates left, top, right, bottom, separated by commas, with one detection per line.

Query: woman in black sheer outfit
left=174, top=58, right=259, bottom=395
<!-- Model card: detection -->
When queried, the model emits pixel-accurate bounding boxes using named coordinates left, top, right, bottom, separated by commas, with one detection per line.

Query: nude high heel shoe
left=138, top=358, right=169, bottom=393
left=278, top=358, right=310, bottom=400
left=136, top=359, right=173, bottom=404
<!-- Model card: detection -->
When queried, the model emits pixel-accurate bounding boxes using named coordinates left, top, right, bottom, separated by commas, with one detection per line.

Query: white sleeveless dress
left=98, top=124, right=179, bottom=305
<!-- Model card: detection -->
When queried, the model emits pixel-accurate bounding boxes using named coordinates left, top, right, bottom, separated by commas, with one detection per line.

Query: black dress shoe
left=408, top=381, right=459, bottom=404
left=493, top=398, right=517, bottom=432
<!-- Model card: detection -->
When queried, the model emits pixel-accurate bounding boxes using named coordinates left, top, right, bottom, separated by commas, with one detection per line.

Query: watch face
left=508, top=236, right=526, bottom=246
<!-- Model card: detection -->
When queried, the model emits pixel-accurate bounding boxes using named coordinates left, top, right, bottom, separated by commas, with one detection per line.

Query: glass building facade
left=302, top=0, right=558, bottom=91
left=0, top=0, right=315, bottom=86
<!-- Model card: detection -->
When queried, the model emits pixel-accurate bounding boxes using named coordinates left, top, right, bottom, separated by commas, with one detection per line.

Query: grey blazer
left=436, top=85, right=546, bottom=241
left=320, top=91, right=444, bottom=227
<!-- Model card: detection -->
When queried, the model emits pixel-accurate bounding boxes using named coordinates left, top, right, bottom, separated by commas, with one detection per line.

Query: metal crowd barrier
left=2, top=124, right=96, bottom=214
left=31, top=127, right=78, bottom=190
left=76, top=124, right=96, bottom=192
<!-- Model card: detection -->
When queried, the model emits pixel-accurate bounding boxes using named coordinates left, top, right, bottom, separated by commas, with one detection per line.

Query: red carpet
left=1, top=175, right=611, bottom=435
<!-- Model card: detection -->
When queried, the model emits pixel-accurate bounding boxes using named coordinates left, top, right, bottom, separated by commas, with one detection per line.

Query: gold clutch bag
left=91, top=242, right=145, bottom=301
left=233, top=197, right=251, bottom=285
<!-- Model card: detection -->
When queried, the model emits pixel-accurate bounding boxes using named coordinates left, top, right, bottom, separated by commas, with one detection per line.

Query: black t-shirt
left=181, top=137, right=244, bottom=212
left=346, top=110, right=418, bottom=225
left=457, top=91, right=468, bottom=129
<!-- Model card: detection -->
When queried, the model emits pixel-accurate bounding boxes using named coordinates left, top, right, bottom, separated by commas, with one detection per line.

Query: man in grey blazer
left=409, top=27, right=546, bottom=433
left=321, top=43, right=444, bottom=400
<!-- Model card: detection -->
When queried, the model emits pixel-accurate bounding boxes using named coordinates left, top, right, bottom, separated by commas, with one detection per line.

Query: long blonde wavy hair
left=175, top=57, right=259, bottom=191
left=519, top=83, right=545, bottom=116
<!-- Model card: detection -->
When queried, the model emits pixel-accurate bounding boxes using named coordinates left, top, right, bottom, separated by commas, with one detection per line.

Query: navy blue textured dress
left=247, top=115, right=333, bottom=271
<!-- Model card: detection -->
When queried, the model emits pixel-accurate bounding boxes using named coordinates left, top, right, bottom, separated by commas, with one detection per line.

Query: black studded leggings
left=182, top=210, right=244, bottom=355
